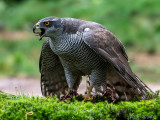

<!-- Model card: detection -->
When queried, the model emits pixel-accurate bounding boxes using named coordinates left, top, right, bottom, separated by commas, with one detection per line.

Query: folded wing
left=39, top=38, right=68, bottom=97
left=81, top=26, right=153, bottom=99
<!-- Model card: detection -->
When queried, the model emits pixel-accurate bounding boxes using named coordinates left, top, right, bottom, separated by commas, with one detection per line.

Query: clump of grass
left=0, top=91, right=160, bottom=120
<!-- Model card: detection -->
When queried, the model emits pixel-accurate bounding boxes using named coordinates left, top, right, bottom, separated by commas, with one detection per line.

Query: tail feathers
left=106, top=66, right=153, bottom=100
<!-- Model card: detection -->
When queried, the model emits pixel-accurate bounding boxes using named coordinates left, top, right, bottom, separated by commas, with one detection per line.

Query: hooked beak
left=33, top=25, right=37, bottom=33
left=33, top=23, right=45, bottom=40
left=33, top=23, right=39, bottom=33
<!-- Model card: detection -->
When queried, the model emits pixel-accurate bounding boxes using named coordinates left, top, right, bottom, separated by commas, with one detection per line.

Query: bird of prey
left=33, top=16, right=153, bottom=101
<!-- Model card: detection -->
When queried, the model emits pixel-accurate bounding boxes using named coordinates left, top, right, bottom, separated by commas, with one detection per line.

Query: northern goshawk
left=33, top=17, right=153, bottom=101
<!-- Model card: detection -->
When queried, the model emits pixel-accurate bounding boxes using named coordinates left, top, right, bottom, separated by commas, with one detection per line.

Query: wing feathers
left=82, top=26, right=153, bottom=99
left=40, top=38, right=68, bottom=97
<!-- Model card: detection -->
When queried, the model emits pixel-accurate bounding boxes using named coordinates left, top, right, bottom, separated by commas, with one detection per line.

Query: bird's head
left=33, top=17, right=62, bottom=40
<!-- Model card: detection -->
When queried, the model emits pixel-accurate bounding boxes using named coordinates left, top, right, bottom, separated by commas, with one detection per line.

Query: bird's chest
left=49, top=34, right=105, bottom=73
left=49, top=34, right=83, bottom=58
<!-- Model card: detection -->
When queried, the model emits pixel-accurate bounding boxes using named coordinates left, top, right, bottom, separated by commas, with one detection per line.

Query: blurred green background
left=0, top=0, right=160, bottom=83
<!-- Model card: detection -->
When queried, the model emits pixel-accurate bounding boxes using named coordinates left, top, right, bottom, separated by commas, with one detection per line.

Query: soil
left=0, top=77, right=86, bottom=96
left=0, top=77, right=159, bottom=96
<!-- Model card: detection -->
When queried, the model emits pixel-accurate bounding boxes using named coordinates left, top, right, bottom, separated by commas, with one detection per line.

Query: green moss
left=0, top=91, right=160, bottom=120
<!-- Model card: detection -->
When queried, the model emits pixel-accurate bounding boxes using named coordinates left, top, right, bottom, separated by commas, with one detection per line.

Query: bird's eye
left=44, top=22, right=50, bottom=26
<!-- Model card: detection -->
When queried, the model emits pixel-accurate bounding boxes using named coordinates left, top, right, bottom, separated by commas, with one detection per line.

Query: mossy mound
left=0, top=91, right=160, bottom=120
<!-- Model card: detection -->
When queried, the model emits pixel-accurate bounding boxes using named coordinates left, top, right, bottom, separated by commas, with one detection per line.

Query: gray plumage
left=33, top=16, right=153, bottom=100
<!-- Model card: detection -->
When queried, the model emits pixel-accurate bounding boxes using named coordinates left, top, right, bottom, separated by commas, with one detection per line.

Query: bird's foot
left=61, top=89, right=78, bottom=102
left=102, top=88, right=116, bottom=103
left=66, top=88, right=70, bottom=97
left=82, top=86, right=93, bottom=102
left=82, top=94, right=93, bottom=102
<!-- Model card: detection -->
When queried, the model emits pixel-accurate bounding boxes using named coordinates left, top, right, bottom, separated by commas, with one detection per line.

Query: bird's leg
left=66, top=88, right=70, bottom=97
left=61, top=68, right=80, bottom=101
left=83, top=86, right=93, bottom=102
left=66, top=88, right=78, bottom=97
left=61, top=88, right=79, bottom=101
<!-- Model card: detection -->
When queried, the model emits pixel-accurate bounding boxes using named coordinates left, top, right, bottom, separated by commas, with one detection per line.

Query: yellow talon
left=82, top=86, right=93, bottom=102
left=82, top=94, right=93, bottom=102
left=76, top=94, right=80, bottom=97
left=66, top=88, right=70, bottom=96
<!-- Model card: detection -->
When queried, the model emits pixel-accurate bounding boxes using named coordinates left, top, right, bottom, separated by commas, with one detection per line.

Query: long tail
left=106, top=65, right=153, bottom=100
